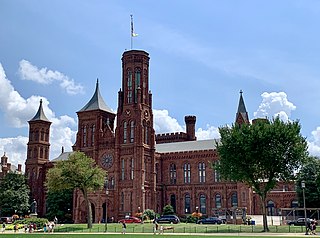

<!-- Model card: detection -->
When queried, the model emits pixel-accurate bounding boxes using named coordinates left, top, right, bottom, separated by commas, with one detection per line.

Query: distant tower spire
left=235, top=90, right=249, bottom=125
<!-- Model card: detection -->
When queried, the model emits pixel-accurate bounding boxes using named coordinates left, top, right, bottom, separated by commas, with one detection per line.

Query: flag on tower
left=131, top=15, right=138, bottom=37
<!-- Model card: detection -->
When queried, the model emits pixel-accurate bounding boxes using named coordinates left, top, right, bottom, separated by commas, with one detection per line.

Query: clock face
left=101, top=154, right=113, bottom=169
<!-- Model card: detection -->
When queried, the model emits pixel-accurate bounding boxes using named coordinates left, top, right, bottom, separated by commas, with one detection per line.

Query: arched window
left=170, top=164, right=177, bottom=184
left=121, top=159, right=125, bottom=180
left=40, top=129, right=44, bottom=141
left=46, top=129, right=49, bottom=142
left=83, top=126, right=87, bottom=147
left=267, top=200, right=276, bottom=216
left=291, top=200, right=299, bottom=208
left=144, top=125, right=148, bottom=144
left=130, top=158, right=134, bottom=180
left=40, top=147, right=43, bottom=158
left=170, top=194, right=176, bottom=212
left=123, top=122, right=127, bottom=144
left=35, top=130, right=39, bottom=141
left=231, top=192, right=238, bottom=207
left=198, top=162, right=206, bottom=183
left=130, top=121, right=135, bottom=143
left=91, top=125, right=95, bottom=146
left=135, top=68, right=141, bottom=103
left=214, top=161, right=220, bottom=182
left=127, top=70, right=133, bottom=103
left=200, top=194, right=206, bottom=214
left=183, top=163, right=191, bottom=183
left=155, top=163, right=159, bottom=183
left=185, top=194, right=191, bottom=214
left=215, top=194, right=222, bottom=208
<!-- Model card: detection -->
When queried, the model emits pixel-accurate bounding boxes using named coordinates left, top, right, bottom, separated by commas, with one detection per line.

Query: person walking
left=121, top=221, right=126, bottom=234
left=1, top=222, right=5, bottom=233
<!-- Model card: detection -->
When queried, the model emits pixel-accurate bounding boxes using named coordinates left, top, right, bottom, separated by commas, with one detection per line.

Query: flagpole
left=130, top=14, right=133, bottom=49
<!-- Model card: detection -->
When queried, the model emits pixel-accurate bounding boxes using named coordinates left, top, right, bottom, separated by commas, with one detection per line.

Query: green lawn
left=1, top=222, right=309, bottom=238
left=51, top=222, right=307, bottom=234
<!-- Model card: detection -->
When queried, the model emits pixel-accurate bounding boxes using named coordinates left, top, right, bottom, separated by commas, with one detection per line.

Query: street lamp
left=301, top=180, right=308, bottom=235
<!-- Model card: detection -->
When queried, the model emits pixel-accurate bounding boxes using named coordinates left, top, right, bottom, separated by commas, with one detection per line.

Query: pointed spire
left=78, top=79, right=114, bottom=114
left=236, top=90, right=249, bottom=124
left=237, top=90, right=247, bottom=113
left=30, top=99, right=50, bottom=122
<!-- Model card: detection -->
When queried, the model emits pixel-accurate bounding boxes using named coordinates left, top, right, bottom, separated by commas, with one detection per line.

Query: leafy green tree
left=46, top=151, right=106, bottom=228
left=0, top=172, right=30, bottom=216
left=142, top=209, right=156, bottom=220
left=296, top=156, right=320, bottom=209
left=163, top=204, right=174, bottom=215
left=46, top=188, right=73, bottom=223
left=216, top=117, right=308, bottom=232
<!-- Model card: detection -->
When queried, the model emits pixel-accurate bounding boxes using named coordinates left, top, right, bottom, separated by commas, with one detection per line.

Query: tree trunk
left=260, top=194, right=269, bottom=232
left=82, top=189, right=92, bottom=229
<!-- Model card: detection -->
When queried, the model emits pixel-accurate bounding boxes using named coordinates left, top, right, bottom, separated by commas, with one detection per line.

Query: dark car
left=287, top=218, right=318, bottom=226
left=196, top=217, right=223, bottom=225
left=118, top=216, right=142, bottom=224
left=156, top=215, right=180, bottom=224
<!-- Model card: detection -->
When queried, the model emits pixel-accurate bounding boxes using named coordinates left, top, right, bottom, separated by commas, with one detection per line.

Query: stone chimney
left=185, top=115, right=196, bottom=141
left=18, top=164, right=22, bottom=172
left=1, top=152, right=8, bottom=167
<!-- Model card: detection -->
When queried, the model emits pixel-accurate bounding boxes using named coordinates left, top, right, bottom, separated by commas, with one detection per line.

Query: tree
left=46, top=188, right=73, bottom=223
left=46, top=151, right=106, bottom=228
left=163, top=204, right=174, bottom=215
left=296, top=156, right=320, bottom=209
left=0, top=172, right=30, bottom=217
left=216, top=117, right=308, bottom=232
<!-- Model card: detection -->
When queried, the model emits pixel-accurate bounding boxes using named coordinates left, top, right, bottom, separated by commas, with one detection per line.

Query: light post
left=301, top=180, right=308, bottom=235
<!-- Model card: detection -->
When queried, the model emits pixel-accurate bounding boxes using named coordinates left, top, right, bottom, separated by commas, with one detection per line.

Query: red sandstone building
left=25, top=50, right=297, bottom=223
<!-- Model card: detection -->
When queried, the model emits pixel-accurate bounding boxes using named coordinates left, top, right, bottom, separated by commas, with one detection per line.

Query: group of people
left=307, top=220, right=317, bottom=235
left=153, top=220, right=164, bottom=235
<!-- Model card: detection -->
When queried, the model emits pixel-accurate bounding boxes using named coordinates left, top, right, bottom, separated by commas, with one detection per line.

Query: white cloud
left=0, top=62, right=77, bottom=170
left=153, top=109, right=184, bottom=134
left=307, top=127, right=320, bottom=157
left=19, top=60, right=84, bottom=95
left=254, top=92, right=296, bottom=121
left=153, top=109, right=220, bottom=140
left=0, top=136, right=28, bottom=168
left=196, top=125, right=220, bottom=140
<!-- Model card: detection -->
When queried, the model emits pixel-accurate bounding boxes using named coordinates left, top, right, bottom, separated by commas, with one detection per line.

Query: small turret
left=185, top=115, right=196, bottom=141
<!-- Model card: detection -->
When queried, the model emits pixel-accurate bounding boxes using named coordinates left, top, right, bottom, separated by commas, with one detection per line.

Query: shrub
left=186, top=215, right=198, bottom=223
left=14, top=218, right=49, bottom=229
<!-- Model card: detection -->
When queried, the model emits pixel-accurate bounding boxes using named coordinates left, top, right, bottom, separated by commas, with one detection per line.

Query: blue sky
left=1, top=0, right=320, bottom=168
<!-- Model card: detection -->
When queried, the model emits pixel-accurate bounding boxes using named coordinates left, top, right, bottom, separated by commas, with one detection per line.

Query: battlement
left=156, top=132, right=188, bottom=144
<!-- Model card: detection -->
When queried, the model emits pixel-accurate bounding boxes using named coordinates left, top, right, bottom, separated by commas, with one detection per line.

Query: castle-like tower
left=115, top=50, right=156, bottom=215
left=25, top=99, right=51, bottom=216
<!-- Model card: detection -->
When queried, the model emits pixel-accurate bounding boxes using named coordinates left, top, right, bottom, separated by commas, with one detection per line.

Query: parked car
left=118, top=216, right=142, bottom=223
left=196, top=217, right=223, bottom=225
left=0, top=217, right=13, bottom=224
left=156, top=215, right=180, bottom=224
left=287, top=218, right=318, bottom=226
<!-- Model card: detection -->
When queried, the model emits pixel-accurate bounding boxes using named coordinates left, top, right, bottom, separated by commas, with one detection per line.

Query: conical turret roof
left=78, top=79, right=114, bottom=114
left=30, top=99, right=50, bottom=122
left=235, top=90, right=249, bottom=124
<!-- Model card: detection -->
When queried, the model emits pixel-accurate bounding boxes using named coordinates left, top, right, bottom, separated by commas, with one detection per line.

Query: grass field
left=50, top=222, right=307, bottom=234
left=0, top=234, right=310, bottom=238
left=0, top=222, right=310, bottom=238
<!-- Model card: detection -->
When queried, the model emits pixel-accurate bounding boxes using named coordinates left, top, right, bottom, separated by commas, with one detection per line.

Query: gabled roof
left=30, top=99, right=50, bottom=122
left=155, top=139, right=218, bottom=153
left=78, top=79, right=114, bottom=114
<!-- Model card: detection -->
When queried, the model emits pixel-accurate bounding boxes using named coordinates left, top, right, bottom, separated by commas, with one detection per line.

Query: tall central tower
left=115, top=50, right=156, bottom=216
